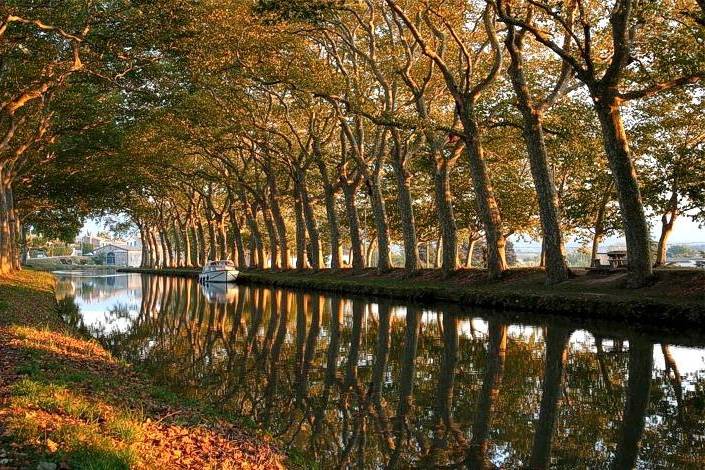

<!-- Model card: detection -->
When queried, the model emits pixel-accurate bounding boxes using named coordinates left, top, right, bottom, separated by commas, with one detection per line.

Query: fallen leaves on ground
left=0, top=270, right=285, bottom=469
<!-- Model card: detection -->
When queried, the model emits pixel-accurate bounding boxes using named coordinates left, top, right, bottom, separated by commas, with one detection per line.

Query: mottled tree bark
left=217, top=216, right=228, bottom=261
left=367, top=175, right=392, bottom=271
left=195, top=219, right=206, bottom=266
left=655, top=192, right=678, bottom=266
left=459, top=109, right=507, bottom=280
left=341, top=180, right=365, bottom=270
left=434, top=149, right=460, bottom=273
left=390, top=130, right=419, bottom=271
left=228, top=210, right=246, bottom=268
left=317, top=165, right=343, bottom=269
left=505, top=24, right=570, bottom=284
left=266, top=174, right=290, bottom=269
left=295, top=169, right=323, bottom=269
left=594, top=98, right=653, bottom=286
left=171, top=219, right=183, bottom=267
left=262, top=206, right=279, bottom=269
left=294, top=192, right=307, bottom=269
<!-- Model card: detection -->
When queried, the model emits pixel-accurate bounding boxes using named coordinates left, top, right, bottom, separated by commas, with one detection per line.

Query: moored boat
left=199, top=260, right=239, bottom=283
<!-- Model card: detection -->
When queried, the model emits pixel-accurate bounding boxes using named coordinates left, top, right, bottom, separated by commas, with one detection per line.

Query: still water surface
left=54, top=271, right=705, bottom=468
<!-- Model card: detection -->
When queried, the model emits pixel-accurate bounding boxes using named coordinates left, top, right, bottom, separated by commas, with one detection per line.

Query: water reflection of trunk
left=258, top=290, right=279, bottom=366
left=262, top=291, right=289, bottom=428
left=388, top=306, right=421, bottom=469
left=138, top=274, right=150, bottom=324
left=661, top=343, right=684, bottom=424
left=221, top=286, right=246, bottom=403
left=238, top=288, right=263, bottom=392
left=369, top=303, right=393, bottom=452
left=339, top=299, right=365, bottom=465
left=311, top=296, right=343, bottom=449
left=595, top=336, right=615, bottom=400
left=466, top=321, right=508, bottom=468
left=344, top=300, right=364, bottom=392
left=611, top=339, right=653, bottom=470
left=295, top=293, right=306, bottom=382
left=530, top=328, right=571, bottom=469
left=427, top=314, right=460, bottom=465
left=298, top=295, right=321, bottom=403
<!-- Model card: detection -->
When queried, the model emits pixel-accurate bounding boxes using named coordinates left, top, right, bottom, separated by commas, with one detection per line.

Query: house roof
left=94, top=244, right=141, bottom=253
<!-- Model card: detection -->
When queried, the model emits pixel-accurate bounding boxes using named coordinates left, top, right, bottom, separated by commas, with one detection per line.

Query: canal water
left=54, top=271, right=705, bottom=468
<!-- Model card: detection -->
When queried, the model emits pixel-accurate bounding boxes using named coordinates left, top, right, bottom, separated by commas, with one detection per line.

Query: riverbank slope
left=0, top=270, right=284, bottom=469
left=121, top=266, right=705, bottom=329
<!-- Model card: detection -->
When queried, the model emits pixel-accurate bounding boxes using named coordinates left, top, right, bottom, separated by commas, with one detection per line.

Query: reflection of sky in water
left=54, top=272, right=141, bottom=334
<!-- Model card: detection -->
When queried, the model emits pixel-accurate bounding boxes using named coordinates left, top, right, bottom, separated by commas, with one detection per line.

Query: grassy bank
left=0, top=270, right=284, bottom=469
left=120, top=266, right=705, bottom=329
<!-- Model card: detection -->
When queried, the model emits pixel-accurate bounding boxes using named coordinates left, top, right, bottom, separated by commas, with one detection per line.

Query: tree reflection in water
left=57, top=273, right=705, bottom=469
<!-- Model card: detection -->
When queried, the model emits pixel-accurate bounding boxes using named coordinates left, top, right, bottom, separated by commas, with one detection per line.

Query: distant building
left=93, top=244, right=142, bottom=267
left=75, top=233, right=142, bottom=253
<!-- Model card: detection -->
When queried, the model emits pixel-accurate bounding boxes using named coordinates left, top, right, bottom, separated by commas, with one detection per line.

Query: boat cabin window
left=207, top=260, right=235, bottom=267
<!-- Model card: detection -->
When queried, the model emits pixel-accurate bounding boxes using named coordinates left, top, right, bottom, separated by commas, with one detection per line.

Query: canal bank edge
left=0, top=270, right=285, bottom=469
left=118, top=267, right=705, bottom=329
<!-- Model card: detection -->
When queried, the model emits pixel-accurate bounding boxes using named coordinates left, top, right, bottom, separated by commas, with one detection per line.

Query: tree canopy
left=1, top=0, right=704, bottom=285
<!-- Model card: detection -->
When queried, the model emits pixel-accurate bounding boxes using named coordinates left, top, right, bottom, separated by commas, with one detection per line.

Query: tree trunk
left=322, top=182, right=343, bottom=269
left=229, top=211, right=247, bottom=269
left=390, top=133, right=419, bottom=271
left=7, top=184, right=20, bottom=271
left=18, top=220, right=29, bottom=266
left=366, top=237, right=377, bottom=268
left=181, top=221, right=191, bottom=267
left=188, top=222, right=198, bottom=267
left=205, top=214, right=217, bottom=262
left=159, top=227, right=172, bottom=267
left=196, top=219, right=207, bottom=266
left=434, top=236, right=442, bottom=268
left=655, top=213, right=675, bottom=266
left=434, top=156, right=458, bottom=273
left=218, top=216, right=228, bottom=261
left=267, top=180, right=290, bottom=269
left=594, top=97, right=653, bottom=287
left=459, top=109, right=507, bottom=279
left=262, top=206, right=279, bottom=269
left=316, top=159, right=343, bottom=269
left=296, top=170, right=323, bottom=269
left=367, top=175, right=392, bottom=271
left=0, top=170, right=12, bottom=274
left=172, top=219, right=183, bottom=267
left=143, top=227, right=153, bottom=268
left=138, top=225, right=148, bottom=268
left=150, top=229, right=161, bottom=267
left=466, top=236, right=477, bottom=268
left=506, top=29, right=570, bottom=284
left=246, top=206, right=264, bottom=268
left=342, top=182, right=365, bottom=270
left=294, top=191, right=307, bottom=269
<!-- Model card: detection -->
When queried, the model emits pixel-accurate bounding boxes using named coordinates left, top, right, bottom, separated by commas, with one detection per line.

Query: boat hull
left=199, top=269, right=238, bottom=283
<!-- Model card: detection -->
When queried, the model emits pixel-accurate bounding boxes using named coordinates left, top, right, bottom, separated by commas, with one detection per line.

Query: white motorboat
left=199, top=260, right=239, bottom=283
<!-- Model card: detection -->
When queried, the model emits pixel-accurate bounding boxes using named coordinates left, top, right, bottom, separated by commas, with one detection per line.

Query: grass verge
left=0, top=270, right=284, bottom=469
